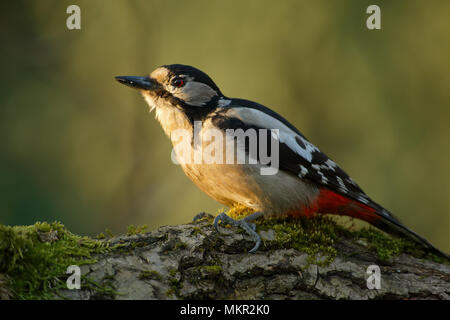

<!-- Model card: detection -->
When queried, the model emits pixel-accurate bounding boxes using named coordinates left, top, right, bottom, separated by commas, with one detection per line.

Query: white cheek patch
left=172, top=81, right=218, bottom=106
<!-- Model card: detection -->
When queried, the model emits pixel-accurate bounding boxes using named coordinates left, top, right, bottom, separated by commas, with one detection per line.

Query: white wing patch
left=336, top=176, right=346, bottom=189
left=221, top=105, right=373, bottom=206
left=357, top=195, right=369, bottom=204
left=299, top=165, right=309, bottom=177
left=281, top=133, right=318, bottom=162
left=325, top=159, right=337, bottom=171
left=218, top=98, right=232, bottom=107
left=224, top=107, right=318, bottom=162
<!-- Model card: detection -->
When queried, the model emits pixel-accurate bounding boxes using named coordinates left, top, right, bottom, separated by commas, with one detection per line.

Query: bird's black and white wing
left=214, top=99, right=450, bottom=258
left=211, top=98, right=376, bottom=209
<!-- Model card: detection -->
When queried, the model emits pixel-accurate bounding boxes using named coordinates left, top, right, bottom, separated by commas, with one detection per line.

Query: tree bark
left=58, top=218, right=450, bottom=300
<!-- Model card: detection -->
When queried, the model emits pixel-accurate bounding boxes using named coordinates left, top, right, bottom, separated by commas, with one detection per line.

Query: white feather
left=224, top=107, right=318, bottom=163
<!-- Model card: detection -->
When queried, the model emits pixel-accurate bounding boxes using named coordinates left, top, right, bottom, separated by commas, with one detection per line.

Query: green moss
left=169, top=268, right=178, bottom=277
left=0, top=273, right=13, bottom=299
left=225, top=204, right=254, bottom=220
left=174, top=241, right=188, bottom=250
left=353, top=227, right=406, bottom=261
left=353, top=227, right=447, bottom=263
left=191, top=227, right=203, bottom=236
left=258, top=215, right=344, bottom=265
left=0, top=221, right=111, bottom=299
left=104, top=228, right=114, bottom=238
left=168, top=277, right=182, bottom=288
left=185, top=264, right=224, bottom=288
left=126, top=224, right=148, bottom=236
left=80, top=276, right=121, bottom=299
left=201, top=265, right=222, bottom=275
left=138, top=270, right=162, bottom=281
left=219, top=204, right=446, bottom=264
left=96, top=228, right=115, bottom=240
left=256, top=214, right=444, bottom=264
left=191, top=212, right=215, bottom=224
left=166, top=268, right=183, bottom=297
left=96, top=232, right=106, bottom=240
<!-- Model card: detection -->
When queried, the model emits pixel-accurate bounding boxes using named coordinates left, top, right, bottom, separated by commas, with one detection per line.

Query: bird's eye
left=171, top=77, right=185, bottom=88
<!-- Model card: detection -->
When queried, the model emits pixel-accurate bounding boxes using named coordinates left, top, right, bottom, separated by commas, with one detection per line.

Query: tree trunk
left=57, top=217, right=450, bottom=300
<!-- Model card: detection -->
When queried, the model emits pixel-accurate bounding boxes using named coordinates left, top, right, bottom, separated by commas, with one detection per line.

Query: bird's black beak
left=115, top=76, right=157, bottom=90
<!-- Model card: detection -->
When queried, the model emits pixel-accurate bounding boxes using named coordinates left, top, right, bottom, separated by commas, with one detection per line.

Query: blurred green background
left=1, top=0, right=449, bottom=251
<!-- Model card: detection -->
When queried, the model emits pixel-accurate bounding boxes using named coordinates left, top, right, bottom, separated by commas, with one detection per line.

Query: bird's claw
left=213, top=211, right=262, bottom=253
left=213, top=212, right=226, bottom=231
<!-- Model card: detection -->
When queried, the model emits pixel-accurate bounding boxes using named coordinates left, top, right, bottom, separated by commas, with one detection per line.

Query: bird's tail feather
left=311, top=188, right=449, bottom=260
left=371, top=209, right=450, bottom=260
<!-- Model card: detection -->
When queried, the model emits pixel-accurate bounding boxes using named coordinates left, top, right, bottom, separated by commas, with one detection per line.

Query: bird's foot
left=213, top=211, right=263, bottom=253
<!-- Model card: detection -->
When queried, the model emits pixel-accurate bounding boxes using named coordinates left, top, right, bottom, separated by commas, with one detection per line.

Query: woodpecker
left=116, top=64, right=448, bottom=258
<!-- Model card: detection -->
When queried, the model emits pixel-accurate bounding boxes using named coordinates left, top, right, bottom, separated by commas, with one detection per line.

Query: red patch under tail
left=294, top=188, right=381, bottom=224
left=287, top=188, right=449, bottom=260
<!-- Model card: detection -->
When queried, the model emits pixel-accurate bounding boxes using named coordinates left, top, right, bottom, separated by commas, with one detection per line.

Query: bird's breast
left=171, top=121, right=319, bottom=214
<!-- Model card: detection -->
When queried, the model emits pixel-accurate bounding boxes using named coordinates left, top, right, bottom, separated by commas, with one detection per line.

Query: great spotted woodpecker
left=116, top=64, right=448, bottom=258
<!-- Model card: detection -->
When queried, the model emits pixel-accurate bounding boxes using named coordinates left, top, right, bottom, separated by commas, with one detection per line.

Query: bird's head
left=115, top=64, right=225, bottom=114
